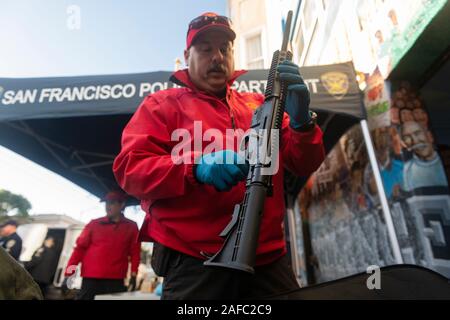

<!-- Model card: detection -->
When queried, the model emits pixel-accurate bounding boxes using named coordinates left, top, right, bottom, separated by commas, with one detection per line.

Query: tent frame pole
left=5, top=121, right=111, bottom=193
left=14, top=121, right=70, bottom=169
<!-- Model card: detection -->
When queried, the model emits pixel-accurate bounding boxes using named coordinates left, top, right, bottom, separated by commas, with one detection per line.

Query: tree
left=0, top=189, right=32, bottom=217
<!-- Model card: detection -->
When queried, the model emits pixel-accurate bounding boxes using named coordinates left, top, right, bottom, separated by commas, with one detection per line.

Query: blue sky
left=0, top=0, right=226, bottom=77
left=0, top=0, right=226, bottom=225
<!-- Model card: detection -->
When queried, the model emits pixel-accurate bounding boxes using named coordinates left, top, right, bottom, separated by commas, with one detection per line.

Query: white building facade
left=229, top=0, right=436, bottom=78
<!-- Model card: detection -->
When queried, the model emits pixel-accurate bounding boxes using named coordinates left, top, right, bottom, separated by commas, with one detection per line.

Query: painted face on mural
left=412, top=107, right=429, bottom=128
left=401, top=121, right=435, bottom=161
left=399, top=108, right=414, bottom=123
left=394, top=99, right=405, bottom=109
left=373, top=127, right=390, bottom=165
left=413, top=98, right=423, bottom=109
left=390, top=107, right=400, bottom=124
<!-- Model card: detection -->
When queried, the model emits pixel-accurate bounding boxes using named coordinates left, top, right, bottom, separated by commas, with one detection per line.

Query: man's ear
left=184, top=49, right=190, bottom=66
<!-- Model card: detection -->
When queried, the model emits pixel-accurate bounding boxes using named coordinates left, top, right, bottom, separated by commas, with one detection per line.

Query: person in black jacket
left=0, top=220, right=22, bottom=261
left=24, top=237, right=59, bottom=297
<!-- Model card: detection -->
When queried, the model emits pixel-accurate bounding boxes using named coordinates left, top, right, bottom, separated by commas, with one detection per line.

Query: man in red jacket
left=114, top=12, right=325, bottom=299
left=64, top=190, right=141, bottom=300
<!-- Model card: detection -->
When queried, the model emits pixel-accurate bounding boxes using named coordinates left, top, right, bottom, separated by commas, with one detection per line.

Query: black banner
left=0, top=62, right=364, bottom=122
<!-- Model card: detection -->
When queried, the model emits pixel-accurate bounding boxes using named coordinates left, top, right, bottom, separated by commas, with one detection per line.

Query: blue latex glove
left=195, top=150, right=249, bottom=192
left=277, top=60, right=311, bottom=129
left=155, top=283, right=162, bottom=296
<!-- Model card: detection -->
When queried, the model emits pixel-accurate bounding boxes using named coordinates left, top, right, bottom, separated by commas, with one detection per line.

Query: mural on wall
left=297, top=124, right=396, bottom=284
left=366, top=70, right=450, bottom=277
left=295, top=70, right=450, bottom=284
left=292, top=202, right=309, bottom=287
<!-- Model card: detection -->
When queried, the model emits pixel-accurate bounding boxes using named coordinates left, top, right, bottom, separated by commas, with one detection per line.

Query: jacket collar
left=99, top=214, right=126, bottom=225
left=169, top=69, right=247, bottom=96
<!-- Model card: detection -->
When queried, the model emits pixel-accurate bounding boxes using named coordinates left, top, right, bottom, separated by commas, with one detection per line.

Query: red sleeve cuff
left=185, top=152, right=202, bottom=186
left=185, top=163, right=200, bottom=186
left=289, top=124, right=323, bottom=144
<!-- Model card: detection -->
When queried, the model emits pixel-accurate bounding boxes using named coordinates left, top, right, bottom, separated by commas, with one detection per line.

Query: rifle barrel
left=281, top=10, right=293, bottom=52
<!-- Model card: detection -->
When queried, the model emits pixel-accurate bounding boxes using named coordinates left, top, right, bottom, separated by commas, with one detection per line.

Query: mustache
left=208, top=64, right=226, bottom=73
left=410, top=143, right=428, bottom=150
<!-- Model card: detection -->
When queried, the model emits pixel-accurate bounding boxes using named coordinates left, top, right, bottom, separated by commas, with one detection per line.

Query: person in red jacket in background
left=113, top=12, right=325, bottom=299
left=64, top=190, right=141, bottom=300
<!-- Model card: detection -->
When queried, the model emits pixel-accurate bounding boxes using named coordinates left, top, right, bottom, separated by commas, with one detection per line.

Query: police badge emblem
left=320, top=72, right=349, bottom=100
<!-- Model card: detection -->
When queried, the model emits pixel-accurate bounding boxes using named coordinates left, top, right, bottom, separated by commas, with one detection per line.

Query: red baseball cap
left=101, top=190, right=128, bottom=203
left=186, top=12, right=236, bottom=49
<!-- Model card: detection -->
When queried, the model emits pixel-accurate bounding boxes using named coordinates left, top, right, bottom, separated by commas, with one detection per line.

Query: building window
left=300, top=0, right=320, bottom=64
left=296, top=27, right=305, bottom=59
left=245, top=33, right=264, bottom=69
left=303, top=20, right=319, bottom=65
left=303, top=0, right=317, bottom=33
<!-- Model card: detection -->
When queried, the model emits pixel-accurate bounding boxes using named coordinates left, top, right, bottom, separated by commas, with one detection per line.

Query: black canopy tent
left=0, top=62, right=364, bottom=203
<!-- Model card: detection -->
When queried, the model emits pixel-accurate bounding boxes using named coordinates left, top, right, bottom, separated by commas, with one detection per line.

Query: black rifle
left=204, top=11, right=294, bottom=273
